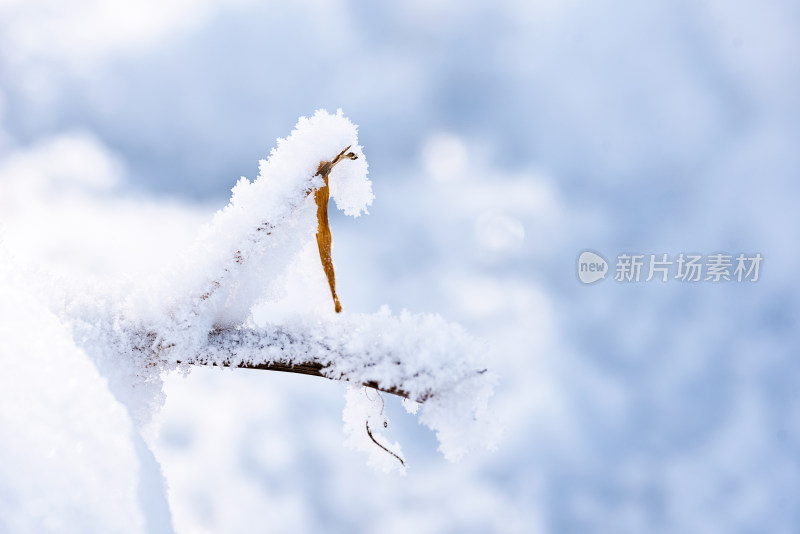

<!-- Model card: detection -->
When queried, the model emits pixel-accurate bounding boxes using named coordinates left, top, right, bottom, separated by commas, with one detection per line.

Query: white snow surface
left=0, top=258, right=173, bottom=534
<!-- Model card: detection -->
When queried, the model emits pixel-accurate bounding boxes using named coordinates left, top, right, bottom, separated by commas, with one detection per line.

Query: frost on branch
left=62, top=109, right=498, bottom=468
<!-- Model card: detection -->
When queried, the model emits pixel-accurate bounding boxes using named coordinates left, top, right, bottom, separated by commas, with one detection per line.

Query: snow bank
left=0, top=258, right=173, bottom=533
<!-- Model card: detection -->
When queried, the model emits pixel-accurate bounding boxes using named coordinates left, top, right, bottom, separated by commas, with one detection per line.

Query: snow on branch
left=188, top=310, right=489, bottom=403
left=64, top=109, right=498, bottom=471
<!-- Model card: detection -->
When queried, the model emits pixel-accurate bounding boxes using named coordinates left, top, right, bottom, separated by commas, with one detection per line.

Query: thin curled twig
left=365, top=421, right=405, bottom=468
left=362, top=387, right=404, bottom=466
left=363, top=386, right=386, bottom=420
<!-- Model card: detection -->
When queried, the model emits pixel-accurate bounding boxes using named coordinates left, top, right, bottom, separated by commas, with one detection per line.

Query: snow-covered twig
left=64, top=110, right=498, bottom=467
left=181, top=318, right=488, bottom=403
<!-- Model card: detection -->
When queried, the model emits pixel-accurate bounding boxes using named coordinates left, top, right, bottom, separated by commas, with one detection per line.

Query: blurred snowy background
left=1, top=0, right=798, bottom=532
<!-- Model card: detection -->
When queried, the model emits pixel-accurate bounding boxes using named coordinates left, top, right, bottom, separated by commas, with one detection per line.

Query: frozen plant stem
left=184, top=325, right=433, bottom=402
left=171, top=144, right=488, bottom=405
left=315, top=146, right=357, bottom=313
left=57, top=110, right=497, bottom=468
